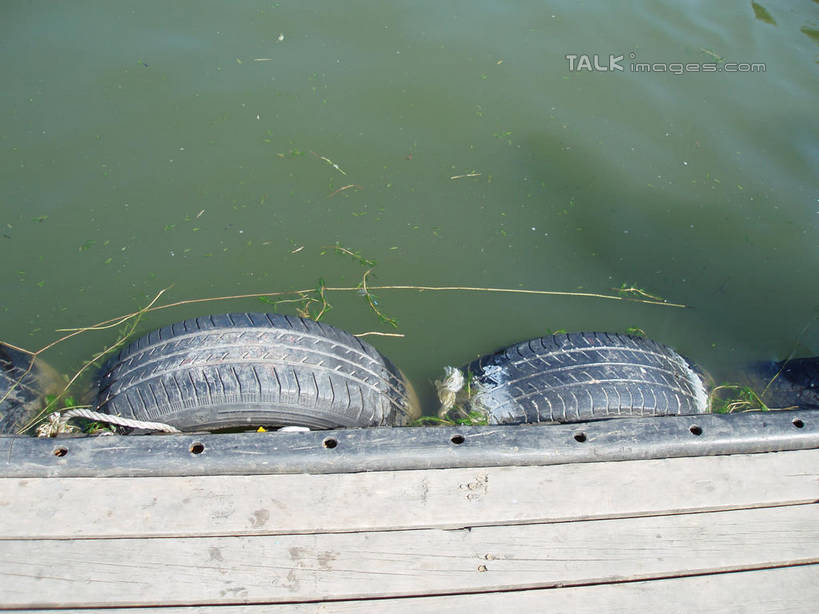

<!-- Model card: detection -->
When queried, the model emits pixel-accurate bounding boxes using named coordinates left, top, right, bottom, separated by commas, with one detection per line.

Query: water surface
left=1, top=0, right=817, bottom=411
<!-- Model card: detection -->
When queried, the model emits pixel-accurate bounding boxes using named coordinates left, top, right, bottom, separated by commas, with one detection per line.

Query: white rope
left=63, top=409, right=182, bottom=433
left=36, top=408, right=181, bottom=437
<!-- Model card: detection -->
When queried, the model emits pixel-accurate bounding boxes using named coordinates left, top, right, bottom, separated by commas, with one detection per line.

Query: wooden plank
left=2, top=450, right=817, bottom=539
left=1, top=504, right=816, bottom=608
left=12, top=565, right=818, bottom=613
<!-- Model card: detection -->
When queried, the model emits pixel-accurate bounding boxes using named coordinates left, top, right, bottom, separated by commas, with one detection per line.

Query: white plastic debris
left=434, top=366, right=465, bottom=417
left=36, top=412, right=78, bottom=437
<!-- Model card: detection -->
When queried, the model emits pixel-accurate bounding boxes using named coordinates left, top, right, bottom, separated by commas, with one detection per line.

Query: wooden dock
left=1, top=415, right=818, bottom=611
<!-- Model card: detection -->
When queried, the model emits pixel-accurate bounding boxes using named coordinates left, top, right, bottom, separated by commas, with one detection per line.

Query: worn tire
left=728, top=357, right=819, bottom=410
left=1, top=343, right=61, bottom=434
left=464, top=332, right=709, bottom=424
left=95, top=313, right=420, bottom=431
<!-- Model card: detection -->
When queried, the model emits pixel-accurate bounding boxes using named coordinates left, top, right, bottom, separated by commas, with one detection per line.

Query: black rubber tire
left=728, top=357, right=819, bottom=410
left=463, top=332, right=709, bottom=424
left=95, top=313, right=420, bottom=431
left=0, top=343, right=60, bottom=434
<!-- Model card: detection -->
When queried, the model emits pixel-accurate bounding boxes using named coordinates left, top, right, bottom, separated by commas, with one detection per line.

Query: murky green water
left=2, top=0, right=817, bottom=412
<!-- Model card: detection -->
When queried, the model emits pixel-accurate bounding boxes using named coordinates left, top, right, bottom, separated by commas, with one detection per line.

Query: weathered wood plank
left=2, top=450, right=817, bottom=539
left=12, top=565, right=818, bottom=613
left=1, top=505, right=816, bottom=608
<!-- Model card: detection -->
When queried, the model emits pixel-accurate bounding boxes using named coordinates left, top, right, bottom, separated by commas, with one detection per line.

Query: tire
left=0, top=343, right=61, bottom=434
left=727, top=357, right=819, bottom=410
left=463, top=332, right=709, bottom=424
left=95, top=313, right=420, bottom=431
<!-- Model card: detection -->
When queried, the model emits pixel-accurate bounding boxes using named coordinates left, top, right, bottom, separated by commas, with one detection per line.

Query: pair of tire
left=95, top=313, right=710, bottom=432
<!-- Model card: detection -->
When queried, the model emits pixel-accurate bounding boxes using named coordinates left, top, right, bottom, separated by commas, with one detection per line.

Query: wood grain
left=11, top=565, right=817, bottom=613
left=1, top=504, right=816, bottom=608
left=1, top=450, right=817, bottom=539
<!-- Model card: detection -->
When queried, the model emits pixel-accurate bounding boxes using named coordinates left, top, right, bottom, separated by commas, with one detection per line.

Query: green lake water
left=1, top=0, right=817, bottom=412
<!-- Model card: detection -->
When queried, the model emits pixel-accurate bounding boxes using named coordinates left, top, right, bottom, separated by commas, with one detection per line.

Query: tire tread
left=466, top=332, right=708, bottom=424
left=96, top=313, right=413, bottom=430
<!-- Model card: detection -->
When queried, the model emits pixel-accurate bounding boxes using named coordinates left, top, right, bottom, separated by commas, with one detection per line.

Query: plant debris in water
left=411, top=411, right=489, bottom=427
left=709, top=384, right=773, bottom=414
left=614, top=282, right=666, bottom=302
left=321, top=242, right=376, bottom=267
left=258, top=278, right=333, bottom=321
left=751, top=2, right=777, bottom=26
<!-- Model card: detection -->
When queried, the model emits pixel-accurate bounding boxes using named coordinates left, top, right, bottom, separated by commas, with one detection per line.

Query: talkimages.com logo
left=565, top=52, right=766, bottom=74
